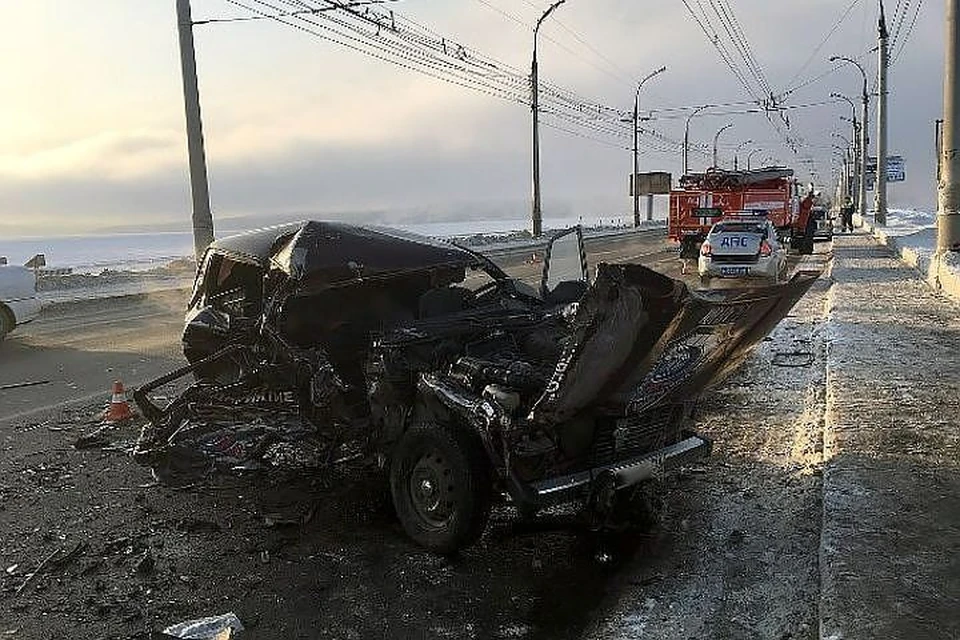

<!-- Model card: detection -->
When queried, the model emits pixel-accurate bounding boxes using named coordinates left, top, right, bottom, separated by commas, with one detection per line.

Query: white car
left=698, top=217, right=787, bottom=285
left=0, top=263, right=41, bottom=340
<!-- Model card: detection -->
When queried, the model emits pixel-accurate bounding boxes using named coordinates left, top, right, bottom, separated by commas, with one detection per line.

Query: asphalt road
left=0, top=230, right=680, bottom=424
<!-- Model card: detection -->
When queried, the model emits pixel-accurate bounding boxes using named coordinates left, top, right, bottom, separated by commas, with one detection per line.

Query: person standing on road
left=840, top=197, right=855, bottom=233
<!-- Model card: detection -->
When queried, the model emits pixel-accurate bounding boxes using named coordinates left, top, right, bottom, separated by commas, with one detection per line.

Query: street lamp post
left=733, top=139, right=754, bottom=170
left=530, top=0, right=567, bottom=238
left=840, top=114, right=861, bottom=204
left=632, top=66, right=667, bottom=226
left=831, top=147, right=848, bottom=204
left=683, top=104, right=713, bottom=175
left=746, top=148, right=763, bottom=170
left=712, top=123, right=734, bottom=168
left=832, top=92, right=861, bottom=212
left=832, top=142, right=852, bottom=201
left=830, top=56, right=870, bottom=224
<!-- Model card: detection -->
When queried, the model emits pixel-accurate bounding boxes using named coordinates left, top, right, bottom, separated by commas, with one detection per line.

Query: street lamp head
left=717, top=123, right=734, bottom=136
left=638, top=65, right=668, bottom=91
left=537, top=0, right=567, bottom=30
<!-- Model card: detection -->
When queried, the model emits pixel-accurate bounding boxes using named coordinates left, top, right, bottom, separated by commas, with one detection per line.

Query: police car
left=698, top=214, right=787, bottom=285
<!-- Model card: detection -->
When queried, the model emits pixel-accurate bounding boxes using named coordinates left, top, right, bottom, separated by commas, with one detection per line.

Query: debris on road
left=161, top=612, right=244, bottom=639
left=15, top=541, right=86, bottom=596
left=0, top=380, right=51, bottom=392
left=771, top=350, right=815, bottom=367
left=134, top=549, right=155, bottom=575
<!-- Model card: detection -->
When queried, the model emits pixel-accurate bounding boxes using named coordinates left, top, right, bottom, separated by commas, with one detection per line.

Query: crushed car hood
left=529, top=263, right=819, bottom=424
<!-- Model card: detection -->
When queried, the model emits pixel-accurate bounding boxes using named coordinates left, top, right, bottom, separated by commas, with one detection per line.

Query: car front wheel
left=390, top=421, right=492, bottom=554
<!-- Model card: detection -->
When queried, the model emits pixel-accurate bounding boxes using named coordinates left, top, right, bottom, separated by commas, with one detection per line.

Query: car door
left=540, top=226, right=589, bottom=303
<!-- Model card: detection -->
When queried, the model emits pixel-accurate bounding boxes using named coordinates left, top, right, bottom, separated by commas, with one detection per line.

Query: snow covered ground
left=855, top=208, right=960, bottom=303
left=32, top=222, right=666, bottom=304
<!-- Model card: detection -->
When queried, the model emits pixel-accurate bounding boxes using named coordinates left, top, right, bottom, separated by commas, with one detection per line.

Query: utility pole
left=876, top=1, right=889, bottom=225
left=531, top=0, right=567, bottom=238
left=176, top=0, right=214, bottom=260
left=937, top=0, right=960, bottom=251
left=683, top=104, right=712, bottom=175
left=631, top=66, right=666, bottom=227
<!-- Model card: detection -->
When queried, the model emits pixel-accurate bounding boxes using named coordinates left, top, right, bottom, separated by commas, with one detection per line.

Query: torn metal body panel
left=133, top=221, right=819, bottom=553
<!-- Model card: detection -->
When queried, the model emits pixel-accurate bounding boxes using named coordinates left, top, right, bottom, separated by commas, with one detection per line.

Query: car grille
left=710, top=254, right=759, bottom=264
left=591, top=405, right=684, bottom=466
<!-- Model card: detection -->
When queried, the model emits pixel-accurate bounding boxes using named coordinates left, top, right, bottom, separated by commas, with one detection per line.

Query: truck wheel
left=0, top=306, right=14, bottom=342
left=390, top=421, right=492, bottom=554
left=801, top=220, right=816, bottom=255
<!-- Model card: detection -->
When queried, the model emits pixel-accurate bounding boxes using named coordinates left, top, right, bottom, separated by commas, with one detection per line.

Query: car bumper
left=2, top=296, right=41, bottom=326
left=698, top=256, right=781, bottom=279
left=526, top=432, right=711, bottom=506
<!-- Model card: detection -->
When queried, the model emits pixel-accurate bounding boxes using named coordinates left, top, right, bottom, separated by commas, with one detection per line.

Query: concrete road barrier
left=853, top=214, right=960, bottom=304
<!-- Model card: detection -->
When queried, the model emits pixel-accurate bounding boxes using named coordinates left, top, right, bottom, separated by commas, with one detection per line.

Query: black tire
left=390, top=421, right=492, bottom=554
left=0, top=306, right=14, bottom=342
left=800, top=220, right=816, bottom=255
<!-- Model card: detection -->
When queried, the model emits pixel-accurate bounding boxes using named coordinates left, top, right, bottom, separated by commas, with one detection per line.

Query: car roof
left=208, top=222, right=307, bottom=264
left=208, top=220, right=481, bottom=284
left=711, top=219, right=770, bottom=231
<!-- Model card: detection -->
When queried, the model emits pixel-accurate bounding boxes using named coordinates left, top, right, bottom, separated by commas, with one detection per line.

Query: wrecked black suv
left=134, top=221, right=817, bottom=553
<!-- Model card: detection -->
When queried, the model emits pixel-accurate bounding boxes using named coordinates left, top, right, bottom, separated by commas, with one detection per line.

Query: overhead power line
left=783, top=0, right=864, bottom=92
left=472, top=0, right=634, bottom=84
left=889, top=0, right=911, bottom=51
left=215, top=0, right=688, bottom=154
left=780, top=45, right=875, bottom=98
left=193, top=0, right=396, bottom=24
left=892, top=0, right=924, bottom=65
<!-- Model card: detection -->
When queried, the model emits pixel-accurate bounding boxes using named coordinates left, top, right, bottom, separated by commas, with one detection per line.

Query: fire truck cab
left=669, top=167, right=818, bottom=259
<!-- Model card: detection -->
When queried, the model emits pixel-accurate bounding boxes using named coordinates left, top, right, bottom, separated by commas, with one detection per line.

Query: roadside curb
left=818, top=273, right=841, bottom=640
left=852, top=214, right=960, bottom=304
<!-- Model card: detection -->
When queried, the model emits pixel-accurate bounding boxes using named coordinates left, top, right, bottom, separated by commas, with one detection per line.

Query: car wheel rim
left=409, top=450, right=455, bottom=527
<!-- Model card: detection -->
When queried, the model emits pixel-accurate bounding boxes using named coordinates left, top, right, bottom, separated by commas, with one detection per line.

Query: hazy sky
left=0, top=0, right=946, bottom=235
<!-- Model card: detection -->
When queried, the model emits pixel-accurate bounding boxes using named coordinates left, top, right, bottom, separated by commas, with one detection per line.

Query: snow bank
left=856, top=208, right=960, bottom=304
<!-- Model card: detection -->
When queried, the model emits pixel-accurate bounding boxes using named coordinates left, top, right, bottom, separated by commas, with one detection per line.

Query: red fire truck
left=668, top=167, right=818, bottom=258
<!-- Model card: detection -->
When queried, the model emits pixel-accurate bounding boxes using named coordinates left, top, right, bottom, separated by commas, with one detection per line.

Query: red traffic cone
left=103, top=380, right=135, bottom=423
